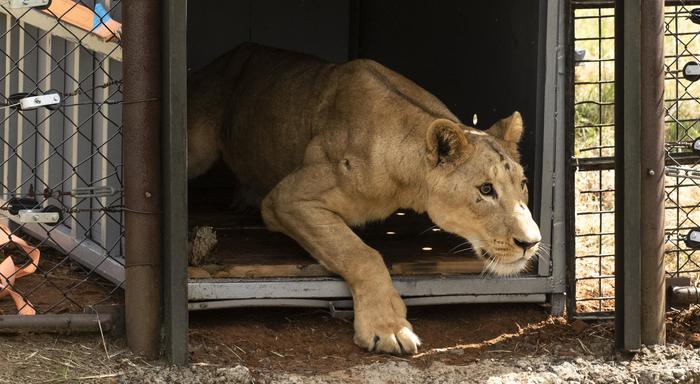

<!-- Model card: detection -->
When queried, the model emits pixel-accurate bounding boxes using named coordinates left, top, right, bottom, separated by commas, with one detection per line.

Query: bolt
left=53, top=95, right=59, bottom=102
left=23, top=0, right=29, bottom=5
left=648, top=169, right=656, bottom=176
left=145, top=191, right=152, bottom=198
left=34, top=98, right=41, bottom=104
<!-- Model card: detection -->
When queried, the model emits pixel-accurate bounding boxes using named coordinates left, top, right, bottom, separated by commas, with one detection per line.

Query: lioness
left=188, top=43, right=542, bottom=354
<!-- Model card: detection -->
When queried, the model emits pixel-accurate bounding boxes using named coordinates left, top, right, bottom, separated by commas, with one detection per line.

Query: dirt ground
left=1, top=303, right=700, bottom=383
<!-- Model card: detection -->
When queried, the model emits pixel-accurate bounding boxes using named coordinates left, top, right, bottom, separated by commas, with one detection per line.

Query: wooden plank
left=390, top=257, right=484, bottom=275
left=187, top=209, right=486, bottom=279
left=188, top=254, right=485, bottom=279
left=0, top=0, right=122, bottom=60
left=187, top=187, right=489, bottom=279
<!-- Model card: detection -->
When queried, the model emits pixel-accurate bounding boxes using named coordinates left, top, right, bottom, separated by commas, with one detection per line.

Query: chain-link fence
left=0, top=0, right=123, bottom=317
left=570, top=0, right=700, bottom=318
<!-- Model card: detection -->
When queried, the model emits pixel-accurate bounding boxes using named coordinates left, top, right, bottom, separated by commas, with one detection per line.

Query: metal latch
left=684, top=61, right=700, bottom=82
left=8, top=0, right=51, bottom=9
left=17, top=209, right=60, bottom=225
left=690, top=8, right=700, bottom=25
left=19, top=93, right=61, bottom=111
left=685, top=228, right=700, bottom=249
left=72, top=186, right=116, bottom=198
left=666, top=166, right=700, bottom=180
left=328, top=301, right=354, bottom=319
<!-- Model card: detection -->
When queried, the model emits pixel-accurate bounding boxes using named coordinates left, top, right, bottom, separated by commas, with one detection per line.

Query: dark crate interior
left=186, top=0, right=543, bottom=278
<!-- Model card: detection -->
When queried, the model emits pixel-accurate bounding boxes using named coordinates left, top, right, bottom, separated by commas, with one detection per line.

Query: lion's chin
left=483, top=256, right=530, bottom=277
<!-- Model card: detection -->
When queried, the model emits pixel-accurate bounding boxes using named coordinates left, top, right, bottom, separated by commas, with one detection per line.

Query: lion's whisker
left=449, top=241, right=470, bottom=253
left=453, top=247, right=475, bottom=254
left=419, top=225, right=439, bottom=235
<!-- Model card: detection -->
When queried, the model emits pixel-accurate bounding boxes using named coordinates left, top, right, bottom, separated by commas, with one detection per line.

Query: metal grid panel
left=0, top=0, right=123, bottom=315
left=571, top=5, right=616, bottom=314
left=570, top=0, right=700, bottom=317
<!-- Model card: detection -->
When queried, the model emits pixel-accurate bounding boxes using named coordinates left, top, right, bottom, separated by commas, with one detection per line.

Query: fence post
left=639, top=0, right=666, bottom=346
left=123, top=0, right=163, bottom=359
left=615, top=0, right=666, bottom=350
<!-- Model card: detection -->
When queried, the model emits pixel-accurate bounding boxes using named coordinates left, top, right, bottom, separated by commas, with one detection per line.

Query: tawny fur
left=188, top=43, right=541, bottom=355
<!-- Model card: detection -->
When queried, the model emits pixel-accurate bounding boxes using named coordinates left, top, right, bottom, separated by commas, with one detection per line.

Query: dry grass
left=0, top=334, right=138, bottom=383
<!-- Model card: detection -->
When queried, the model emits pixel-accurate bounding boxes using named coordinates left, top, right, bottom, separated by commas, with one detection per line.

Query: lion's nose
left=514, top=238, right=537, bottom=251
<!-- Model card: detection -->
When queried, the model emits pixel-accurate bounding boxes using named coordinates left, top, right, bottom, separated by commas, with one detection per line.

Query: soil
left=187, top=303, right=577, bottom=373
left=2, top=304, right=700, bottom=383
left=0, top=246, right=123, bottom=315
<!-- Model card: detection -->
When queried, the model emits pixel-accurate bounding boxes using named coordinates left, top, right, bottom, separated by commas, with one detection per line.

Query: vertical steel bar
left=123, top=0, right=162, bottom=359
left=65, top=42, right=79, bottom=236
left=2, top=14, right=12, bottom=197
left=565, top=1, right=577, bottom=319
left=597, top=7, right=604, bottom=313
left=615, top=0, right=642, bottom=351
left=549, top=0, right=569, bottom=316
left=37, top=33, right=51, bottom=195
left=537, top=0, right=567, bottom=314
left=92, top=50, right=110, bottom=246
left=162, top=0, right=188, bottom=365
left=639, top=0, right=665, bottom=346
left=537, top=0, right=553, bottom=278
left=14, top=22, right=24, bottom=194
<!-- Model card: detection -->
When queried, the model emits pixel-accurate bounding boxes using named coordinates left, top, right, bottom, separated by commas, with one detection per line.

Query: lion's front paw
left=354, top=320, right=420, bottom=354
left=353, top=293, right=421, bottom=354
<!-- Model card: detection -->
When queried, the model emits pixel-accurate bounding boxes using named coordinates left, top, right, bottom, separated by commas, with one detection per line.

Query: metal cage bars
left=570, top=1, right=700, bottom=326
left=569, top=1, right=700, bottom=345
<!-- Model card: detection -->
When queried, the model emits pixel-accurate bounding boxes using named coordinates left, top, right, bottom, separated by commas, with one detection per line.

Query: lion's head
left=424, top=111, right=541, bottom=276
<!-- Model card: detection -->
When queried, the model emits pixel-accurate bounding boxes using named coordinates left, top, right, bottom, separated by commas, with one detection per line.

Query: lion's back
left=197, top=43, right=455, bottom=202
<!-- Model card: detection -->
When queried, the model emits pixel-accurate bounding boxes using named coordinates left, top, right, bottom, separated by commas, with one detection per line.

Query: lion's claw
left=355, top=322, right=421, bottom=355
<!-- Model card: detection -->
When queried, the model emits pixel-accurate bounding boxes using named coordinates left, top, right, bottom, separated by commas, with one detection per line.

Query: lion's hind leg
left=187, top=116, right=221, bottom=180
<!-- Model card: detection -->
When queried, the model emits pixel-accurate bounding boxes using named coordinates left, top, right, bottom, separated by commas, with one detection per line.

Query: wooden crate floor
left=187, top=206, right=485, bottom=279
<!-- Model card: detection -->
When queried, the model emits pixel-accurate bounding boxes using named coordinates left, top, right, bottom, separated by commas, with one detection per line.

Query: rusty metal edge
left=123, top=0, right=163, bottom=360
left=0, top=313, right=113, bottom=333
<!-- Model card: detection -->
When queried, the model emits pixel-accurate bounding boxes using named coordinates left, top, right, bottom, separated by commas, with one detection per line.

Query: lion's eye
left=478, top=183, right=495, bottom=196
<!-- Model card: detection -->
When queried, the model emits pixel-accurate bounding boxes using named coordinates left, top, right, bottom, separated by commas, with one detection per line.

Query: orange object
left=0, top=224, right=40, bottom=315
left=42, top=0, right=122, bottom=41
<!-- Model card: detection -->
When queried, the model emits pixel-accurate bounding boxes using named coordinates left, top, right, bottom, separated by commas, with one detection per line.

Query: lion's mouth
left=479, top=249, right=533, bottom=276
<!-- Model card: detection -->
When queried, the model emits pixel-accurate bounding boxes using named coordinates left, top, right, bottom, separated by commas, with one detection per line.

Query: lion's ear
left=426, top=119, right=471, bottom=168
left=487, top=111, right=523, bottom=143
left=486, top=111, right=523, bottom=160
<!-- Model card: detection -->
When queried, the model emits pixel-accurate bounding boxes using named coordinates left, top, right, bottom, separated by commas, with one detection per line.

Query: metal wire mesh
left=571, top=0, right=700, bottom=317
left=0, top=0, right=123, bottom=315
left=571, top=4, right=616, bottom=314
left=663, top=2, right=700, bottom=281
